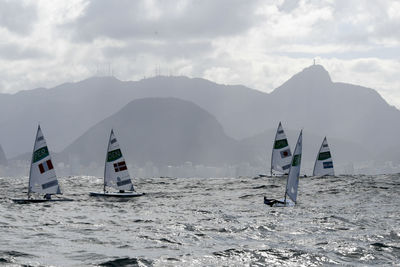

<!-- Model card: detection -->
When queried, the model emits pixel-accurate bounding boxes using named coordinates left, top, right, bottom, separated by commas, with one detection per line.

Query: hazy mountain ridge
left=1, top=64, right=400, bottom=175
left=0, top=75, right=268, bottom=157
left=6, top=97, right=370, bottom=176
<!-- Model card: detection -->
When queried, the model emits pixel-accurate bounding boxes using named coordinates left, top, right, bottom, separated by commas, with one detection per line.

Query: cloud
left=0, top=0, right=38, bottom=35
left=252, top=0, right=400, bottom=53
left=66, top=0, right=262, bottom=42
left=278, top=0, right=300, bottom=13
left=103, top=39, right=213, bottom=60
left=352, top=59, right=381, bottom=73
left=0, top=43, right=48, bottom=60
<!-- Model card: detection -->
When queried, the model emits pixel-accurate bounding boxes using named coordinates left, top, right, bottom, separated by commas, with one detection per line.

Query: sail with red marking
left=28, top=125, right=61, bottom=195
left=104, top=129, right=134, bottom=191
left=271, top=122, right=292, bottom=175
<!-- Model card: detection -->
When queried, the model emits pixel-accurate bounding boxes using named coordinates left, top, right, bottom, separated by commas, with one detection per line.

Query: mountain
left=268, top=65, right=399, bottom=153
left=0, top=77, right=136, bottom=157
left=9, top=97, right=370, bottom=176
left=0, top=76, right=268, bottom=157
left=59, top=98, right=240, bottom=171
left=2, top=64, right=400, bottom=174
left=7, top=97, right=369, bottom=176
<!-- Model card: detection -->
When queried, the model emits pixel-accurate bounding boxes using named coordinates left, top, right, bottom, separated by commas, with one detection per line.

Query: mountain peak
left=272, top=64, right=332, bottom=95
left=292, top=64, right=331, bottom=84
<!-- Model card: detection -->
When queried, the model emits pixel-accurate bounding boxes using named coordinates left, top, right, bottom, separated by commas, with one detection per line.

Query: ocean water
left=0, top=174, right=399, bottom=266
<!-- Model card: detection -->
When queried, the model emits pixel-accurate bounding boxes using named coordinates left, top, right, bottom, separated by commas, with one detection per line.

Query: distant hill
left=0, top=77, right=137, bottom=157
left=8, top=97, right=368, bottom=176
left=59, top=97, right=240, bottom=169
left=54, top=98, right=371, bottom=175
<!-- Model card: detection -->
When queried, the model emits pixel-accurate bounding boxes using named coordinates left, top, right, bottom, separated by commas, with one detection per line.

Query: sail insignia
left=28, top=125, right=61, bottom=195
left=313, top=137, right=335, bottom=176
left=271, top=122, right=292, bottom=175
left=104, top=129, right=134, bottom=192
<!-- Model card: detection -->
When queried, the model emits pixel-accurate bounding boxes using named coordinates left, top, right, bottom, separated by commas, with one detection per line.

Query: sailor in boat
left=263, top=196, right=285, bottom=207
left=44, top=193, right=52, bottom=200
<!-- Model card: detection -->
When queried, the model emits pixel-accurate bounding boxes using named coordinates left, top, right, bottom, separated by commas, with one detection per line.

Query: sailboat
left=89, top=129, right=144, bottom=197
left=264, top=130, right=302, bottom=207
left=313, top=136, right=334, bottom=176
left=12, top=125, right=72, bottom=203
left=270, top=122, right=292, bottom=176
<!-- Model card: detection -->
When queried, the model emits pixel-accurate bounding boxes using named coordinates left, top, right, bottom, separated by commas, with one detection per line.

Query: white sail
left=104, top=129, right=134, bottom=192
left=284, top=130, right=302, bottom=203
left=313, top=137, right=334, bottom=176
left=271, top=122, right=292, bottom=175
left=28, top=125, right=61, bottom=195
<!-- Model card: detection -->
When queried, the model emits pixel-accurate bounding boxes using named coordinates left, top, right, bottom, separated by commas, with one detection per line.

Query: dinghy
left=12, top=125, right=73, bottom=204
left=89, top=129, right=144, bottom=198
left=264, top=130, right=302, bottom=207
left=313, top=136, right=334, bottom=176
left=270, top=122, right=292, bottom=176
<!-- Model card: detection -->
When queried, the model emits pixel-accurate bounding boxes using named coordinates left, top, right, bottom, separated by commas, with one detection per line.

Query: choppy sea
left=0, top=174, right=399, bottom=266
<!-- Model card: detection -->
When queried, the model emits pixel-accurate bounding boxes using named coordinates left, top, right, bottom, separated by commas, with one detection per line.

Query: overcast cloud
left=1, top=0, right=400, bottom=107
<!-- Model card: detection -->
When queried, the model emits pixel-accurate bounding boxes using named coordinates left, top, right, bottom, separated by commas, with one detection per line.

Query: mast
left=313, top=136, right=334, bottom=176
left=313, top=136, right=325, bottom=176
left=104, top=129, right=113, bottom=193
left=270, top=153, right=273, bottom=177
left=271, top=122, right=281, bottom=177
left=28, top=125, right=41, bottom=198
left=284, top=166, right=289, bottom=205
left=284, top=129, right=303, bottom=204
left=284, top=191, right=287, bottom=205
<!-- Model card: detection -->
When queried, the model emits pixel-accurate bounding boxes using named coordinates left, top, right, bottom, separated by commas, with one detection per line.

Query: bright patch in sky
left=0, top=0, right=399, bottom=107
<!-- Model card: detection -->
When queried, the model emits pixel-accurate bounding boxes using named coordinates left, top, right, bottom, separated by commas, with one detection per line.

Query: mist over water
left=0, top=175, right=399, bottom=266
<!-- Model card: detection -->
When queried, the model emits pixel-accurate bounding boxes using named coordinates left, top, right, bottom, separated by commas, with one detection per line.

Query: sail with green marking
left=28, top=125, right=61, bottom=195
left=271, top=122, right=292, bottom=175
left=104, top=129, right=134, bottom=191
left=284, top=130, right=302, bottom=203
left=313, top=136, right=334, bottom=176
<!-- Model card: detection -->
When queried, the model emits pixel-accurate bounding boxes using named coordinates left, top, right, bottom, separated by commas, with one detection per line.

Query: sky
left=1, top=0, right=400, bottom=107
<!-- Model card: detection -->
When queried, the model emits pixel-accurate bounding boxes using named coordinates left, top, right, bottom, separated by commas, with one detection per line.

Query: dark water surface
left=0, top=175, right=399, bottom=266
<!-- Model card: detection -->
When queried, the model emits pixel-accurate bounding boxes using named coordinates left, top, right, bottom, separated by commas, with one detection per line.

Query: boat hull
left=89, top=192, right=145, bottom=197
left=12, top=198, right=74, bottom=204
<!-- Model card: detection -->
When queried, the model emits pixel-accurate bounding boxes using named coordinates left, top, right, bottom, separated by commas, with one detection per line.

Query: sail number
left=32, top=146, right=49, bottom=163
left=107, top=149, right=122, bottom=162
